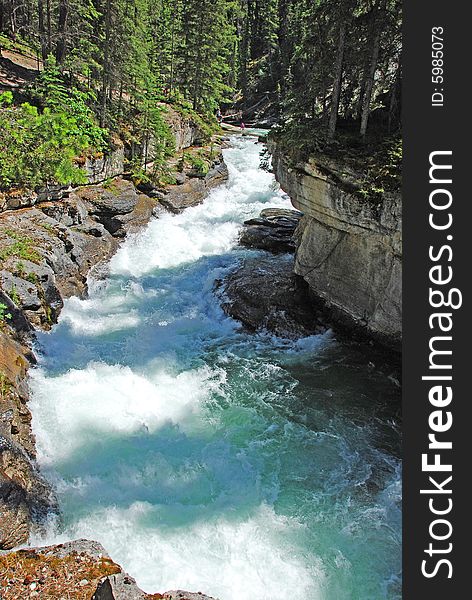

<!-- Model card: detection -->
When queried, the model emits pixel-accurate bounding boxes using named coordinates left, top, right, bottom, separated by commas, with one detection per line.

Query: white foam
left=28, top=137, right=401, bottom=599
left=32, top=503, right=325, bottom=600
left=29, top=363, right=223, bottom=465
left=110, top=139, right=291, bottom=277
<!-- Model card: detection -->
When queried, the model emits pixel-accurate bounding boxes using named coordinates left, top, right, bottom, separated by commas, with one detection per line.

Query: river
left=29, top=137, right=401, bottom=600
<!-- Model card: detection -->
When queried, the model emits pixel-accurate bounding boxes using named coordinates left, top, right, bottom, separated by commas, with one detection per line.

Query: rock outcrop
left=165, top=106, right=205, bottom=150
left=84, top=144, right=126, bottom=185
left=219, top=255, right=327, bottom=339
left=1, top=172, right=212, bottom=331
left=0, top=106, right=206, bottom=215
left=269, top=141, right=402, bottom=350
left=75, top=178, right=149, bottom=238
left=160, top=161, right=229, bottom=213
left=0, top=539, right=218, bottom=599
left=239, top=207, right=302, bottom=253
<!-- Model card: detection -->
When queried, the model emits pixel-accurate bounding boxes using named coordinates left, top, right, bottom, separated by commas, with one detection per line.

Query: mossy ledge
left=0, top=539, right=217, bottom=599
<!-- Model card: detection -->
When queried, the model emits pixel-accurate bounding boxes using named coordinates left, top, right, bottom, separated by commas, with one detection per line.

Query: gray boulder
left=161, top=160, right=228, bottom=213
left=76, top=179, right=139, bottom=237
left=218, top=255, right=326, bottom=339
left=239, top=207, right=302, bottom=254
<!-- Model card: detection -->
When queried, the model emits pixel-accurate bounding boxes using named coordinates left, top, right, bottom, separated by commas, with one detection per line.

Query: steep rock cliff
left=270, top=142, right=402, bottom=350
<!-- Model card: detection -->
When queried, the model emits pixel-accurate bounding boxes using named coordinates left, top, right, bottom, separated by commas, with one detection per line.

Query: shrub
left=0, top=303, right=12, bottom=325
left=185, top=150, right=210, bottom=176
left=0, top=230, right=41, bottom=263
left=28, top=58, right=108, bottom=151
left=0, top=91, right=90, bottom=190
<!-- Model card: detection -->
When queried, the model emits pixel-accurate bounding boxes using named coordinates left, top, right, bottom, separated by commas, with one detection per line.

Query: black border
left=403, top=1, right=469, bottom=596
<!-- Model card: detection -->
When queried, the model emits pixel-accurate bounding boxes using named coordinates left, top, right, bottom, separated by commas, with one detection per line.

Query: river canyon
left=23, top=137, right=402, bottom=599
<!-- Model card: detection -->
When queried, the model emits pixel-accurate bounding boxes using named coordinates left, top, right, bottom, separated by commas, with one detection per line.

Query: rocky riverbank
left=0, top=539, right=217, bottom=599
left=0, top=117, right=228, bottom=595
left=268, top=139, right=402, bottom=351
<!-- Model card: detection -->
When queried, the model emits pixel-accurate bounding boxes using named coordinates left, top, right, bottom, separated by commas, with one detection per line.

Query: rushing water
left=29, top=137, right=401, bottom=600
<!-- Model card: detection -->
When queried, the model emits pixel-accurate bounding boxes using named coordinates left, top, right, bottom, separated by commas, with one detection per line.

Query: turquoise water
left=29, top=137, right=401, bottom=599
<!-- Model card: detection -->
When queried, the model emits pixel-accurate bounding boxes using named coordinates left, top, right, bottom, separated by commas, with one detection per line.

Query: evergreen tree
left=1, top=0, right=402, bottom=179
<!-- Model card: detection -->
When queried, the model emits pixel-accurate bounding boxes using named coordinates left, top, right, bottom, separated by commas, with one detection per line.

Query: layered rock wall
left=270, top=142, right=402, bottom=350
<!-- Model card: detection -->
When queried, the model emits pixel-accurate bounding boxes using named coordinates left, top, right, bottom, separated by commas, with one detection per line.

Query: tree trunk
left=277, top=0, right=289, bottom=92
left=357, top=8, right=376, bottom=121
left=37, top=0, right=48, bottom=62
left=191, top=0, right=206, bottom=111
left=360, top=27, right=381, bottom=137
left=100, top=0, right=112, bottom=127
left=388, top=54, right=401, bottom=132
left=0, top=1, right=5, bottom=37
left=118, top=79, right=124, bottom=117
left=55, top=0, right=69, bottom=64
left=46, top=0, right=52, bottom=56
left=169, top=19, right=175, bottom=90
left=328, top=21, right=346, bottom=137
left=360, top=0, right=386, bottom=137
left=9, top=1, right=16, bottom=39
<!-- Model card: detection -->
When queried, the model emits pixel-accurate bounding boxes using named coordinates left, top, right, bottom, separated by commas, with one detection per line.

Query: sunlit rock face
left=270, top=141, right=402, bottom=350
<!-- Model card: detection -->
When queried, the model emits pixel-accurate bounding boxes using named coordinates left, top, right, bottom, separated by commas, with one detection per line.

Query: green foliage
left=1, top=0, right=401, bottom=196
left=0, top=33, right=36, bottom=55
left=187, top=156, right=209, bottom=176
left=159, top=170, right=178, bottom=186
left=9, top=285, right=20, bottom=306
left=0, top=231, right=41, bottom=263
left=29, top=58, right=108, bottom=151
left=0, top=304, right=12, bottom=326
left=125, top=89, right=177, bottom=184
left=175, top=0, right=236, bottom=113
left=40, top=222, right=55, bottom=233
left=0, top=370, right=12, bottom=400
left=26, top=272, right=39, bottom=285
left=361, top=136, right=402, bottom=199
left=0, top=92, right=91, bottom=190
left=239, top=0, right=401, bottom=138
left=15, top=261, right=26, bottom=277
left=184, top=150, right=210, bottom=176
left=272, top=123, right=401, bottom=201
left=1, top=0, right=237, bottom=182
left=129, top=161, right=152, bottom=188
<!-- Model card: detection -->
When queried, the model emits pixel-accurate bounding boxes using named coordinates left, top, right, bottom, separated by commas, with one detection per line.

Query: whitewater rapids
left=29, top=137, right=401, bottom=600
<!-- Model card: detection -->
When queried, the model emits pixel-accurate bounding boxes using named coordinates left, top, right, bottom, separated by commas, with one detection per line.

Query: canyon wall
left=270, top=141, right=402, bottom=350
